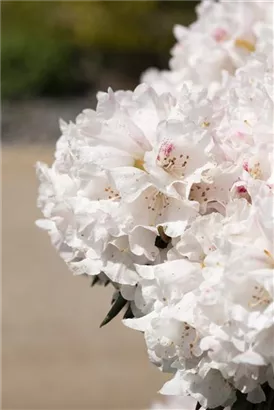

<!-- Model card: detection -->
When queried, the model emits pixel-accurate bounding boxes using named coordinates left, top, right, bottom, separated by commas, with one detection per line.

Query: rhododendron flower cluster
left=142, top=0, right=273, bottom=98
left=36, top=1, right=274, bottom=409
left=149, top=395, right=207, bottom=410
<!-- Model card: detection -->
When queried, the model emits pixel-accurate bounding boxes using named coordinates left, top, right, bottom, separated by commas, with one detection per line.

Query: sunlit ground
left=2, top=145, right=169, bottom=409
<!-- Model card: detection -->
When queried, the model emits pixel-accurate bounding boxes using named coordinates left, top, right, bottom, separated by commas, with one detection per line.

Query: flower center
left=249, top=162, right=263, bottom=180
left=144, top=189, right=170, bottom=220
left=156, top=141, right=190, bottom=178
left=249, top=284, right=272, bottom=309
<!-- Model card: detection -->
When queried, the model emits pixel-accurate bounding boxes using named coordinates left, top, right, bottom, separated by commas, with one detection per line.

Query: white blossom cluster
left=142, top=0, right=273, bottom=98
left=37, top=1, right=274, bottom=408
left=149, top=395, right=204, bottom=410
left=149, top=394, right=233, bottom=410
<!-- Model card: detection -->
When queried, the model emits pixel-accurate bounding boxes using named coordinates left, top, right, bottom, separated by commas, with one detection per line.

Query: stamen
left=144, top=189, right=170, bottom=223
left=190, top=330, right=200, bottom=355
left=264, top=249, right=274, bottom=267
left=249, top=283, right=272, bottom=308
left=249, top=162, right=263, bottom=179
left=202, top=121, right=210, bottom=127
left=104, top=185, right=120, bottom=200
left=156, top=142, right=190, bottom=178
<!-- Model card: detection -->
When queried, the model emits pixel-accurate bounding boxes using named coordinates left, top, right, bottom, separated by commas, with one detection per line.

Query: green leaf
left=155, top=226, right=171, bottom=249
left=229, top=385, right=274, bottom=410
left=155, top=235, right=169, bottom=249
left=111, top=290, right=119, bottom=305
left=91, top=276, right=100, bottom=287
left=123, top=304, right=134, bottom=319
left=100, top=292, right=127, bottom=327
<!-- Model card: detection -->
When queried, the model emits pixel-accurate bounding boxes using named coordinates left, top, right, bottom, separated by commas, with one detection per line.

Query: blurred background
left=2, top=2, right=197, bottom=409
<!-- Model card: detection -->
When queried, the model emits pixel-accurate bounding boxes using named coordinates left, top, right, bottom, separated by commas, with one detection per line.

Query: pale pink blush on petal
left=212, top=28, right=228, bottom=42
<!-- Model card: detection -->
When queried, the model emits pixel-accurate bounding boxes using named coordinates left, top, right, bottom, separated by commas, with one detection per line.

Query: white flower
left=143, top=0, right=273, bottom=96
left=125, top=186, right=274, bottom=406
left=36, top=2, right=274, bottom=407
left=160, top=369, right=235, bottom=409
left=150, top=395, right=206, bottom=410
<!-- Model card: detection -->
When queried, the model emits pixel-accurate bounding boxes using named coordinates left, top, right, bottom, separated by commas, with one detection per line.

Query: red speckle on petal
left=161, top=142, right=175, bottom=156
left=237, top=185, right=247, bottom=194
left=243, top=161, right=249, bottom=172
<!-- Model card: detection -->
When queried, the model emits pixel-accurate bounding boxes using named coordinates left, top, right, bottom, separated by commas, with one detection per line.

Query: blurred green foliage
left=2, top=1, right=197, bottom=99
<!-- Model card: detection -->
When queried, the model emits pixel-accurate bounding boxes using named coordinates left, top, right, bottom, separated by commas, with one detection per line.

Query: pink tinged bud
left=243, top=161, right=249, bottom=172
left=213, top=28, right=228, bottom=42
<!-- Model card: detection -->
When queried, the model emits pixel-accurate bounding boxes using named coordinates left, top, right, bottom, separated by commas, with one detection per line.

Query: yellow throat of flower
left=134, top=158, right=145, bottom=171
left=235, top=38, right=255, bottom=53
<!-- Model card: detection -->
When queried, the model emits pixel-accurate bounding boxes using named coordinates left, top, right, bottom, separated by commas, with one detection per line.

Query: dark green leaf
left=155, top=226, right=171, bottom=249
left=111, top=290, right=119, bottom=305
left=155, top=235, right=168, bottom=249
left=229, top=385, right=274, bottom=410
left=100, top=292, right=127, bottom=327
left=91, top=276, right=100, bottom=287
left=123, top=304, right=134, bottom=319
